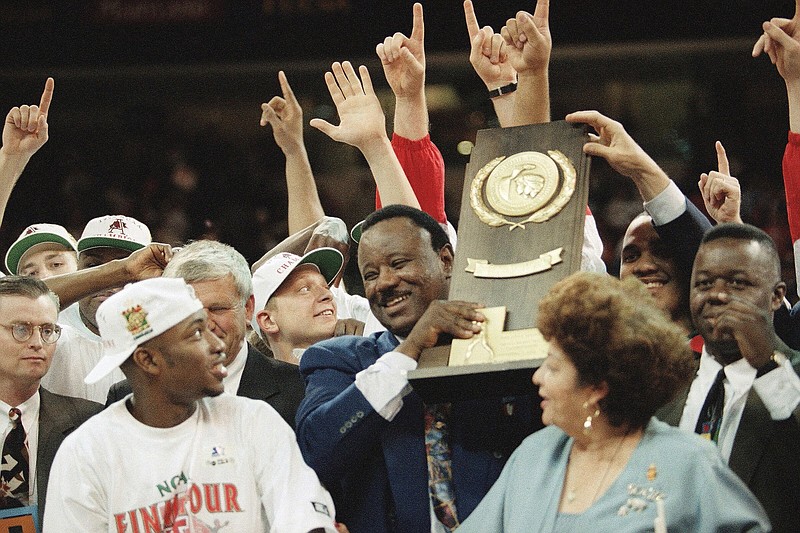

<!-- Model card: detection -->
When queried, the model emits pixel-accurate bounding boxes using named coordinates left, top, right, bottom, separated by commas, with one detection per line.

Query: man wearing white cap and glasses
left=40, top=214, right=155, bottom=404
left=43, top=277, right=339, bottom=533
left=5, top=223, right=78, bottom=279
left=252, top=247, right=345, bottom=364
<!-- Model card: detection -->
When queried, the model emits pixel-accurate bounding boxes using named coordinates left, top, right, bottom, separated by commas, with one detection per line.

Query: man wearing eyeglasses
left=0, top=276, right=101, bottom=527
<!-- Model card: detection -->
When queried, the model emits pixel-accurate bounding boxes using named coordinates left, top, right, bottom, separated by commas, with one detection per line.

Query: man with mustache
left=657, top=223, right=800, bottom=532
left=296, top=205, right=540, bottom=533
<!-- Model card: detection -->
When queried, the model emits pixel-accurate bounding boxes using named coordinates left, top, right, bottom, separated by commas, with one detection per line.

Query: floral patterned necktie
left=424, top=403, right=459, bottom=531
left=695, top=368, right=726, bottom=443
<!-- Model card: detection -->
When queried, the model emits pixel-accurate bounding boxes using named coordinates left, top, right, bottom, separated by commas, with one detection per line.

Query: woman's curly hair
left=537, top=272, right=694, bottom=429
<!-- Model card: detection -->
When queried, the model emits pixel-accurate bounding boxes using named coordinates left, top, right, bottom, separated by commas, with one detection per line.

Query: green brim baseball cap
left=5, top=224, right=78, bottom=275
left=350, top=220, right=365, bottom=244
left=77, top=215, right=151, bottom=253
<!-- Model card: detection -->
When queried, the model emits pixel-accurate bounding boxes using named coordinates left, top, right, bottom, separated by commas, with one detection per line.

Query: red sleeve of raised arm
left=783, top=131, right=800, bottom=243
left=375, top=133, right=447, bottom=223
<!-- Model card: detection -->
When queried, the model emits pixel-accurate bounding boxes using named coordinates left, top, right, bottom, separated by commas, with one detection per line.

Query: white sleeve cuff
left=581, top=214, right=606, bottom=273
left=643, top=180, right=686, bottom=226
left=355, top=351, right=418, bottom=421
left=753, top=357, right=800, bottom=420
left=794, top=240, right=800, bottom=299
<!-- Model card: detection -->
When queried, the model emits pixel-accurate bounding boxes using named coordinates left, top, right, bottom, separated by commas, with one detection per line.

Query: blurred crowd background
left=1, top=0, right=797, bottom=299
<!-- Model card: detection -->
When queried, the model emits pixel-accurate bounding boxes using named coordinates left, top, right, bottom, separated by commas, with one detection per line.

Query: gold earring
left=582, top=401, right=600, bottom=435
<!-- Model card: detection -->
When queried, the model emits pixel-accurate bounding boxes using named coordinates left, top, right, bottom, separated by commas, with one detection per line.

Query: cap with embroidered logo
left=78, top=215, right=151, bottom=253
left=85, top=277, right=204, bottom=384
left=5, top=223, right=78, bottom=275
left=251, top=248, right=344, bottom=336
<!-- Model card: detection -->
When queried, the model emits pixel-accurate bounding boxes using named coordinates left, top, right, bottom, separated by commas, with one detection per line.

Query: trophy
left=407, top=121, right=590, bottom=402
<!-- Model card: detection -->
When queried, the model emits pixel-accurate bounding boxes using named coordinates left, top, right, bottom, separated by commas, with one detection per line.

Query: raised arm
left=464, top=0, right=518, bottom=127
left=376, top=2, right=427, bottom=140
left=310, top=62, right=420, bottom=209
left=376, top=2, right=445, bottom=222
left=0, top=77, right=53, bottom=228
left=698, top=141, right=743, bottom=224
left=260, top=71, right=325, bottom=234
left=566, top=109, right=710, bottom=278
left=753, top=0, right=800, bottom=131
left=566, top=110, right=670, bottom=200
left=45, top=243, right=172, bottom=308
left=500, top=0, right=551, bottom=126
left=755, top=2, right=800, bottom=297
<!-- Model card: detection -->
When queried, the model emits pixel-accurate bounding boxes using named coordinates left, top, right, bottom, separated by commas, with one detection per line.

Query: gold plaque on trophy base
left=448, top=307, right=548, bottom=366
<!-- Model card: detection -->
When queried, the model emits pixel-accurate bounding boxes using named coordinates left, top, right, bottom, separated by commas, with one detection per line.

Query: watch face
left=773, top=351, right=788, bottom=365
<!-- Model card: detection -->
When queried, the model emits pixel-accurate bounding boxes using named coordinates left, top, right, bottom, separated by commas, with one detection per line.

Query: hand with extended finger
left=376, top=2, right=425, bottom=98
left=396, top=300, right=484, bottom=361
left=464, top=0, right=516, bottom=90
left=752, top=0, right=800, bottom=79
left=260, top=71, right=305, bottom=154
left=699, top=141, right=743, bottom=224
left=500, top=0, right=551, bottom=75
left=310, top=62, right=388, bottom=151
left=2, top=77, right=54, bottom=159
left=767, top=20, right=800, bottom=81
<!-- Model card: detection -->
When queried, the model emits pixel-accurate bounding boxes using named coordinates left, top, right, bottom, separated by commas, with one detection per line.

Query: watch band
left=488, top=82, right=517, bottom=99
left=756, top=351, right=786, bottom=378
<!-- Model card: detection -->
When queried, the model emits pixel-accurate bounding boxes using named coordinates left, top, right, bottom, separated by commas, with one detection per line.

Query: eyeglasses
left=0, top=322, right=61, bottom=344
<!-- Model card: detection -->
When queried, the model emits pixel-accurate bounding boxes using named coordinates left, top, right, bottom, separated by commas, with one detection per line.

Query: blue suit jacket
left=296, top=331, right=541, bottom=533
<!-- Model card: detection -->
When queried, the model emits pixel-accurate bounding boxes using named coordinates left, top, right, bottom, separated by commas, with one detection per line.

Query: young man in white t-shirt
left=43, top=277, right=339, bottom=533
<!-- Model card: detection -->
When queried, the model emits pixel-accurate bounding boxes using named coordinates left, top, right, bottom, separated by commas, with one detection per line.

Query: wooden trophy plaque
left=408, top=121, right=590, bottom=402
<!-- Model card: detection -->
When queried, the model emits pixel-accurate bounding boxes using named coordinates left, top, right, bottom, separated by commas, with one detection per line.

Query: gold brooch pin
left=647, top=464, right=657, bottom=482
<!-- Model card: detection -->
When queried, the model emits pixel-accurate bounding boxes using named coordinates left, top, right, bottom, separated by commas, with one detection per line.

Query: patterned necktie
left=424, top=402, right=459, bottom=531
left=0, top=408, right=29, bottom=508
left=695, top=368, right=726, bottom=443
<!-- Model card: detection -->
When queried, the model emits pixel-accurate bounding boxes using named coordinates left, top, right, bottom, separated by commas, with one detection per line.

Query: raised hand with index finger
left=500, top=0, right=551, bottom=75
left=260, top=71, right=305, bottom=154
left=699, top=141, right=743, bottom=224
left=464, top=0, right=517, bottom=91
left=3, top=77, right=54, bottom=159
left=375, top=2, right=425, bottom=99
left=753, top=0, right=800, bottom=70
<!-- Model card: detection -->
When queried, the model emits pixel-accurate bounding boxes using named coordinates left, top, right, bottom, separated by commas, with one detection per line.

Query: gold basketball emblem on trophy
left=485, top=152, right=559, bottom=216
left=471, top=150, right=576, bottom=230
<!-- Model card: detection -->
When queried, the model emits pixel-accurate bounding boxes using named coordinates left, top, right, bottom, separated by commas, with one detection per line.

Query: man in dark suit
left=296, top=206, right=540, bottom=533
left=0, top=276, right=101, bottom=526
left=105, top=240, right=305, bottom=428
left=657, top=224, right=800, bottom=533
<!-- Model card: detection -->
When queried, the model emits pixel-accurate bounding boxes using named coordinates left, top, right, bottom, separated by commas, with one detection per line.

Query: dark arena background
left=1, top=0, right=797, bottom=297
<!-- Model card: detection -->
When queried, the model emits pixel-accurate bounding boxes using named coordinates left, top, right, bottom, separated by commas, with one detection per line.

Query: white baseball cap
left=251, top=248, right=344, bottom=336
left=5, top=223, right=78, bottom=274
left=78, top=215, right=151, bottom=253
left=85, top=277, right=204, bottom=384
